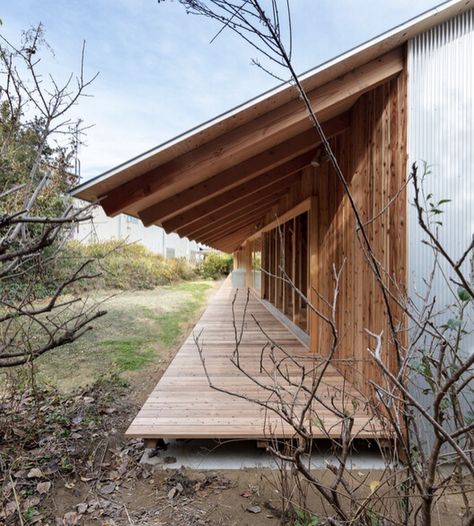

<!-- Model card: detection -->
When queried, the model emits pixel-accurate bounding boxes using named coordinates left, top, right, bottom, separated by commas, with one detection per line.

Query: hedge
left=2, top=240, right=234, bottom=300
left=198, top=252, right=233, bottom=279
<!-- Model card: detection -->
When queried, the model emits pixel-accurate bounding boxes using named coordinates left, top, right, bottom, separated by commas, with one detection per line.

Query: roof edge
left=71, top=0, right=472, bottom=198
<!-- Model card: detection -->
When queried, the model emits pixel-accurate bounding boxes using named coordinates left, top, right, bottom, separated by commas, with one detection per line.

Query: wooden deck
left=126, top=278, right=386, bottom=440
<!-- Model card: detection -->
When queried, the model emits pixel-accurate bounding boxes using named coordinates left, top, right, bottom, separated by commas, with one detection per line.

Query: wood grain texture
left=100, top=50, right=402, bottom=217
left=161, top=159, right=307, bottom=234
left=75, top=3, right=473, bottom=205
left=125, top=278, right=387, bottom=440
left=232, top=74, right=407, bottom=399
left=138, top=114, right=349, bottom=226
left=310, top=76, right=407, bottom=397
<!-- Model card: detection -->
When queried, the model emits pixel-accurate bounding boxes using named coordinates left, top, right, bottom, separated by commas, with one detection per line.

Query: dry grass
left=30, top=280, right=218, bottom=391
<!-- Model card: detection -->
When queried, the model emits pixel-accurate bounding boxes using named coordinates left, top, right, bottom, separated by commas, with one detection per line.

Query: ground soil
left=33, top=280, right=219, bottom=391
left=1, top=280, right=471, bottom=525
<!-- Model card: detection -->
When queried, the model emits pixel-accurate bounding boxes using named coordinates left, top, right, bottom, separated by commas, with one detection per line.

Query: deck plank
left=125, top=278, right=387, bottom=440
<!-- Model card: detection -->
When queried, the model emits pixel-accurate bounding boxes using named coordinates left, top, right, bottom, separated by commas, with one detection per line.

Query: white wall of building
left=74, top=201, right=203, bottom=261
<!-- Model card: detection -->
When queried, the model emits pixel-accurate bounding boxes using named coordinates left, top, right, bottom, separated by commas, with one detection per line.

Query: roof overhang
left=72, top=0, right=473, bottom=251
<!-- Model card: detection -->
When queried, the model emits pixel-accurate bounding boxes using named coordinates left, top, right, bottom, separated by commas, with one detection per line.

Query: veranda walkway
left=126, top=278, right=386, bottom=441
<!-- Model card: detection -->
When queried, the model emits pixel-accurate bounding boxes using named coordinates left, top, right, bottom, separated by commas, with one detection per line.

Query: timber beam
left=99, top=49, right=403, bottom=217
left=191, top=205, right=277, bottom=242
left=161, top=158, right=307, bottom=233
left=200, top=214, right=266, bottom=246
left=176, top=188, right=289, bottom=238
left=213, top=226, right=258, bottom=252
left=138, top=113, right=349, bottom=226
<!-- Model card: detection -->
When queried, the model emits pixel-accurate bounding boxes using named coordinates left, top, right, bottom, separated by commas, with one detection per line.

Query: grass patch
left=152, top=313, right=183, bottom=347
left=172, top=281, right=212, bottom=295
left=27, top=280, right=216, bottom=391
left=100, top=338, right=155, bottom=371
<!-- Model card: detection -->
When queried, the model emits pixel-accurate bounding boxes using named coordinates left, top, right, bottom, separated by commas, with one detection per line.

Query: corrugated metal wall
left=407, top=9, right=474, bottom=446
left=408, top=8, right=474, bottom=337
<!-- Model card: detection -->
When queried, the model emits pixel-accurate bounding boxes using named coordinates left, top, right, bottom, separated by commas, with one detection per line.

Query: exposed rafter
left=178, top=189, right=289, bottom=238
left=193, top=207, right=268, bottom=242
left=137, top=114, right=349, bottom=226
left=203, top=214, right=265, bottom=245
left=212, top=224, right=259, bottom=252
left=98, top=49, right=402, bottom=217
left=160, top=159, right=307, bottom=233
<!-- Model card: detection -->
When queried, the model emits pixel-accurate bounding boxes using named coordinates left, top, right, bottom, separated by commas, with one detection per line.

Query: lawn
left=33, top=280, right=217, bottom=391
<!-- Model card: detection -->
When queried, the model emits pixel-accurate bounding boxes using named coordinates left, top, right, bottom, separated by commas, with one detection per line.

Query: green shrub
left=198, top=252, right=233, bottom=280
left=68, top=241, right=198, bottom=290
left=1, top=240, right=200, bottom=298
left=167, top=256, right=198, bottom=281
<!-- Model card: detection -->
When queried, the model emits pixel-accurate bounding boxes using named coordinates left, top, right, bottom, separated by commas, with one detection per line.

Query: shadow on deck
left=126, top=278, right=387, bottom=441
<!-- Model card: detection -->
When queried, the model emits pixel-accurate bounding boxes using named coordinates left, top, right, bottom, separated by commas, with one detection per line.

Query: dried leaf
left=27, top=468, right=44, bottom=479
left=4, top=501, right=16, bottom=517
left=100, top=482, right=116, bottom=495
left=36, top=481, right=51, bottom=495
left=80, top=476, right=95, bottom=482
left=99, top=498, right=112, bottom=510
left=24, top=495, right=40, bottom=508
left=168, top=487, right=178, bottom=499
left=2, top=481, right=13, bottom=498
left=76, top=503, right=88, bottom=514
left=65, top=482, right=76, bottom=489
left=246, top=505, right=262, bottom=514
left=63, top=511, right=79, bottom=525
left=117, top=458, right=129, bottom=476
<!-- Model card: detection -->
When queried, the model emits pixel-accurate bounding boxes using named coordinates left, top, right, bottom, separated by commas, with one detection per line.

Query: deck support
left=144, top=439, right=158, bottom=450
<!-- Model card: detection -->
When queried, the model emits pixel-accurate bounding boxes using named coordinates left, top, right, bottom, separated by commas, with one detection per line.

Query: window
left=261, top=212, right=308, bottom=333
left=126, top=214, right=139, bottom=224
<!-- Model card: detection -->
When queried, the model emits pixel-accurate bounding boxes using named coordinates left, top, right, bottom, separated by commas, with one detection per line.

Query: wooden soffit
left=71, top=46, right=404, bottom=250
left=75, top=4, right=474, bottom=250
left=96, top=48, right=402, bottom=220
left=72, top=0, right=472, bottom=210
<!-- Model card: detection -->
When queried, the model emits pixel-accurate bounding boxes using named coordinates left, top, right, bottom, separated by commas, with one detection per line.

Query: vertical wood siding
left=251, top=74, right=407, bottom=397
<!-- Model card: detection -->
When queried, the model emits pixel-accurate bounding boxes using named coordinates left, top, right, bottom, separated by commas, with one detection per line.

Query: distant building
left=74, top=201, right=205, bottom=261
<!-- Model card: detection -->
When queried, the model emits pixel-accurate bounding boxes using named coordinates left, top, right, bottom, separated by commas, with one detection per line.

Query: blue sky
left=1, top=0, right=439, bottom=180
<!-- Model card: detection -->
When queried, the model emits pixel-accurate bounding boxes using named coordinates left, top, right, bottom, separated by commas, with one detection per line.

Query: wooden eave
left=71, top=0, right=473, bottom=250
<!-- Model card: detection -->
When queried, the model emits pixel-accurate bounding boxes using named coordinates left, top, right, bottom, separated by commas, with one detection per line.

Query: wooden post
left=309, top=196, right=318, bottom=353
left=292, top=217, right=299, bottom=327
left=245, top=241, right=252, bottom=288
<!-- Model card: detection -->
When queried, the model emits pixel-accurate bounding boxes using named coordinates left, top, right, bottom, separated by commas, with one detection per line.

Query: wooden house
left=72, top=0, right=474, bottom=443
